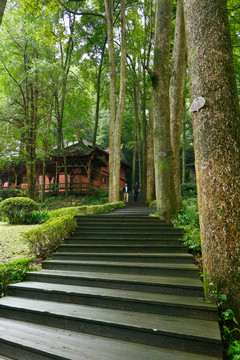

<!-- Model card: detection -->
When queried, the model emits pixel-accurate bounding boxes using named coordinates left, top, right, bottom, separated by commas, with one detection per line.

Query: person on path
left=133, top=182, right=140, bottom=202
left=122, top=183, right=129, bottom=203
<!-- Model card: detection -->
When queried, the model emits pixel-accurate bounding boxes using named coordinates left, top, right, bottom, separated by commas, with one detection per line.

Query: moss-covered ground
left=0, top=222, right=41, bottom=264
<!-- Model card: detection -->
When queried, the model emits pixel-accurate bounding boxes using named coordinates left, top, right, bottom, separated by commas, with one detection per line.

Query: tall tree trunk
left=104, top=0, right=116, bottom=202
left=152, top=0, right=177, bottom=222
left=93, top=37, right=107, bottom=148
left=26, top=80, right=38, bottom=200
left=132, top=130, right=137, bottom=190
left=141, top=66, right=147, bottom=192
left=41, top=159, right=46, bottom=203
left=105, top=0, right=126, bottom=203
left=146, top=95, right=155, bottom=203
left=170, top=0, right=187, bottom=209
left=0, top=0, right=7, bottom=25
left=181, top=102, right=186, bottom=184
left=134, top=85, right=142, bottom=186
left=183, top=0, right=240, bottom=315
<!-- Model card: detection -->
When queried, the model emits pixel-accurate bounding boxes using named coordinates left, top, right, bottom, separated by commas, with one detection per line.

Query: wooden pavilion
left=0, top=139, right=130, bottom=195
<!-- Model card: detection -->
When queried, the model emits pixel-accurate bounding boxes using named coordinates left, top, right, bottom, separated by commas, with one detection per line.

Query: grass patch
left=0, top=222, right=41, bottom=264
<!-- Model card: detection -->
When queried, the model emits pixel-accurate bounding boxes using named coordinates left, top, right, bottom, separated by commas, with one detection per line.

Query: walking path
left=0, top=206, right=222, bottom=359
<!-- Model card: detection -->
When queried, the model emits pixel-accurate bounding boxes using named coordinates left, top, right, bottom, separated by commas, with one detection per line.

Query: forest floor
left=0, top=222, right=41, bottom=264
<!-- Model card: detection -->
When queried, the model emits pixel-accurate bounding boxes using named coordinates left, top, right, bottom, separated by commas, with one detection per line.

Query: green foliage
left=0, top=197, right=39, bottom=224
left=150, top=200, right=157, bottom=208
left=181, top=183, right=197, bottom=199
left=173, top=197, right=201, bottom=256
left=49, top=201, right=124, bottom=219
left=22, top=210, right=50, bottom=224
left=80, top=188, right=109, bottom=205
left=22, top=215, right=77, bottom=258
left=218, top=295, right=240, bottom=360
left=49, top=205, right=89, bottom=219
left=0, top=188, right=22, bottom=200
left=0, top=257, right=36, bottom=297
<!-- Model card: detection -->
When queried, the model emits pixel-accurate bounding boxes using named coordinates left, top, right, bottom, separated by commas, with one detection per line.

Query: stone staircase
left=0, top=208, right=222, bottom=359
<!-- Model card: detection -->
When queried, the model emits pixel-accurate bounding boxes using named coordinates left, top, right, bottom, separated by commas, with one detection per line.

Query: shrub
left=0, top=197, right=39, bottom=224
left=181, top=183, right=197, bottom=200
left=0, top=188, right=22, bottom=200
left=49, top=201, right=124, bottom=219
left=173, top=197, right=201, bottom=256
left=88, top=201, right=124, bottom=214
left=23, top=210, right=50, bottom=224
left=0, top=257, right=36, bottom=297
left=22, top=215, right=77, bottom=257
left=150, top=200, right=157, bottom=208
left=49, top=205, right=89, bottom=219
left=79, top=188, right=109, bottom=206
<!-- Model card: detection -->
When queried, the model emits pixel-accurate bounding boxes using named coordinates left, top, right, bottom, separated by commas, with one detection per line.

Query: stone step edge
left=0, top=301, right=221, bottom=345
left=0, top=319, right=222, bottom=360
left=7, top=283, right=216, bottom=313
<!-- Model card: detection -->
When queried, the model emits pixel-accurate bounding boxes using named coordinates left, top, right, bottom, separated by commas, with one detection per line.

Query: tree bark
left=146, top=95, right=155, bottom=203
left=105, top=0, right=126, bottom=203
left=170, top=0, right=187, bottom=209
left=153, top=0, right=177, bottom=222
left=132, top=130, right=137, bottom=190
left=92, top=37, right=107, bottom=148
left=183, top=0, right=240, bottom=315
left=0, top=0, right=7, bottom=25
left=181, top=102, right=186, bottom=184
left=141, top=65, right=147, bottom=192
left=134, top=85, right=142, bottom=187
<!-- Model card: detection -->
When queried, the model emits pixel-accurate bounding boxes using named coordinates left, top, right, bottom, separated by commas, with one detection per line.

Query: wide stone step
left=26, top=270, right=204, bottom=297
left=76, top=223, right=177, bottom=229
left=52, top=252, right=194, bottom=264
left=0, top=297, right=222, bottom=357
left=64, top=237, right=183, bottom=246
left=42, top=260, right=200, bottom=277
left=57, top=244, right=187, bottom=253
left=0, top=318, right=221, bottom=360
left=8, top=282, right=217, bottom=321
left=73, top=230, right=183, bottom=236
left=76, top=215, right=162, bottom=220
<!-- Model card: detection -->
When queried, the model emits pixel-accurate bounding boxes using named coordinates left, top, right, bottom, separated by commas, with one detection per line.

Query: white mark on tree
left=190, top=96, right=206, bottom=112
left=158, top=152, right=167, bottom=157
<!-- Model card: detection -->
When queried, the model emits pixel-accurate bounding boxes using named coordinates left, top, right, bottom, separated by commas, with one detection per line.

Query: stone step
left=8, top=282, right=217, bottom=321
left=64, top=237, right=184, bottom=246
left=76, top=215, right=161, bottom=220
left=42, top=260, right=200, bottom=278
left=0, top=297, right=222, bottom=357
left=0, top=318, right=221, bottom=360
left=57, top=244, right=187, bottom=253
left=52, top=252, right=194, bottom=264
left=76, top=223, right=177, bottom=229
left=73, top=229, right=183, bottom=236
left=26, top=270, right=204, bottom=297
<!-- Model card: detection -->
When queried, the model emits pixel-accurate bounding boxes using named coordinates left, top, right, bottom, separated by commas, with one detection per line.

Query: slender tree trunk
left=181, top=102, right=186, bottom=184
left=0, top=0, right=7, bottom=25
left=170, top=0, right=187, bottom=209
left=141, top=66, right=147, bottom=192
left=41, top=160, right=46, bottom=203
left=134, top=85, right=142, bottom=187
left=152, top=0, right=177, bottom=222
left=146, top=95, right=155, bottom=203
left=132, top=130, right=137, bottom=190
left=93, top=37, right=107, bottom=148
left=184, top=0, right=240, bottom=315
left=105, top=0, right=117, bottom=202
left=105, top=0, right=126, bottom=202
